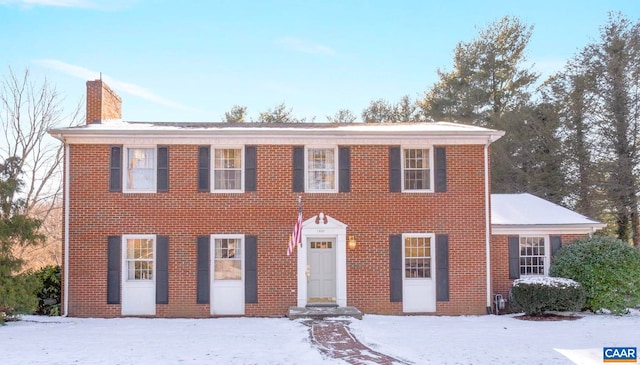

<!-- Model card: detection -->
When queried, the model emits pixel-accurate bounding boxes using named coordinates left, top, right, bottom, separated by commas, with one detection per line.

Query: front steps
left=287, top=306, right=363, bottom=320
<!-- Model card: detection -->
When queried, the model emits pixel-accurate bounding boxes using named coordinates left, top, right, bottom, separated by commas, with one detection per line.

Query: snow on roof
left=51, top=120, right=504, bottom=135
left=491, top=193, right=604, bottom=228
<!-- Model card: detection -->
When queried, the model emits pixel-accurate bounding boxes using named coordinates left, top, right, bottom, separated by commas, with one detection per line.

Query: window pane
left=519, top=236, right=545, bottom=276
left=214, top=238, right=242, bottom=280
left=127, top=148, right=155, bottom=190
left=404, top=236, right=431, bottom=279
left=307, top=148, right=336, bottom=191
left=126, top=238, right=154, bottom=281
left=213, top=149, right=242, bottom=190
left=403, top=149, right=430, bottom=190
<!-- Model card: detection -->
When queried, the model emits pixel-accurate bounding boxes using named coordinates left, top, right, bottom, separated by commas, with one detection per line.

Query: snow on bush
left=510, top=276, right=586, bottom=316
left=513, top=276, right=581, bottom=288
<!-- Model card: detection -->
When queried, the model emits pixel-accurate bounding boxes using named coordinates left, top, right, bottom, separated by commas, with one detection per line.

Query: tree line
left=224, top=12, right=640, bottom=247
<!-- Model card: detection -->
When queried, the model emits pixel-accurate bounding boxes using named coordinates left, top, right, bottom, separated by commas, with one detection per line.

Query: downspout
left=63, top=140, right=70, bottom=317
left=484, top=141, right=492, bottom=314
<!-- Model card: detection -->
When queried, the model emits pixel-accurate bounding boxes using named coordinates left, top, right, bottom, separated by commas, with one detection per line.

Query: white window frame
left=122, top=234, right=156, bottom=282
left=123, top=145, right=157, bottom=193
left=305, top=146, right=338, bottom=193
left=401, top=146, right=434, bottom=193
left=211, top=234, right=245, bottom=281
left=402, top=233, right=435, bottom=279
left=211, top=146, right=244, bottom=193
left=519, top=235, right=550, bottom=276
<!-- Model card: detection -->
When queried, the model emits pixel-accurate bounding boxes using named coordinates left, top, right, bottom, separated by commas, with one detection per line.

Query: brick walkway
left=307, top=319, right=412, bottom=365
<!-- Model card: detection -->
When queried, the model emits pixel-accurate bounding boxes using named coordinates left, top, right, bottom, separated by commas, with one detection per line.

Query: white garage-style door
left=121, top=235, right=156, bottom=316
left=402, top=234, right=436, bottom=313
left=211, top=235, right=244, bottom=315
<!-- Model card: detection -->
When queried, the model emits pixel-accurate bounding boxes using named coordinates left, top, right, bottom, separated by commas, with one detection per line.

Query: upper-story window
left=125, top=147, right=156, bottom=193
left=307, top=147, right=337, bottom=192
left=213, top=148, right=243, bottom=192
left=402, top=148, right=432, bottom=192
left=198, top=145, right=256, bottom=193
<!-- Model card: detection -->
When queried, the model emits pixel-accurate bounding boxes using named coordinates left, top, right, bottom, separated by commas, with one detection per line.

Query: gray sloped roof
left=491, top=193, right=605, bottom=233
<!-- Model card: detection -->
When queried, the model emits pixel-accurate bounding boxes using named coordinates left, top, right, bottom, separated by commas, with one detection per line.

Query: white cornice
left=491, top=224, right=606, bottom=235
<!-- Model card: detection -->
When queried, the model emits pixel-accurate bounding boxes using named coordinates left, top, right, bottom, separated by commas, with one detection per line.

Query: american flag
left=287, top=200, right=302, bottom=256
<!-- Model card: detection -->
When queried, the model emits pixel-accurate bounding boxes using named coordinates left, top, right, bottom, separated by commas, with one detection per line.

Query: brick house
left=50, top=80, right=601, bottom=318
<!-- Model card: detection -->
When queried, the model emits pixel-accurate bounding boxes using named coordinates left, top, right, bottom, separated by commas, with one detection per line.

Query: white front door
left=307, top=239, right=336, bottom=303
left=211, top=235, right=244, bottom=315
left=121, top=235, right=156, bottom=316
left=402, top=234, right=436, bottom=312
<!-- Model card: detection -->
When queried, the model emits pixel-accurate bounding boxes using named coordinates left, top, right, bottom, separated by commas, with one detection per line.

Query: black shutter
left=244, top=236, right=258, bottom=304
left=198, top=146, right=210, bottom=192
left=551, top=236, right=562, bottom=258
left=434, top=146, right=447, bottom=192
left=389, top=146, right=401, bottom=192
left=109, top=146, right=122, bottom=192
left=338, top=146, right=351, bottom=192
left=156, top=236, right=169, bottom=304
left=389, top=234, right=402, bottom=302
left=196, top=236, right=210, bottom=304
left=436, top=234, right=449, bottom=301
left=245, top=146, right=257, bottom=192
left=508, top=236, right=520, bottom=279
left=157, top=146, right=169, bottom=192
left=107, top=236, right=121, bottom=304
left=292, top=146, right=305, bottom=192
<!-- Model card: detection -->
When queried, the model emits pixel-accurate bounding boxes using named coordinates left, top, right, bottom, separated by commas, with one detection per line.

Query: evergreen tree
left=588, top=13, right=640, bottom=245
left=255, top=103, right=310, bottom=123
left=0, top=157, right=45, bottom=323
left=419, top=16, right=542, bottom=194
left=222, top=105, right=247, bottom=123
left=361, top=99, right=395, bottom=123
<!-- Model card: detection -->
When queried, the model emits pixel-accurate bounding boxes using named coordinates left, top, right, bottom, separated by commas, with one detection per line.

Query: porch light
left=348, top=235, right=357, bottom=250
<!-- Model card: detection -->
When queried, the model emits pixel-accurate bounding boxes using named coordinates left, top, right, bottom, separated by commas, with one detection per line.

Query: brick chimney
left=86, top=79, right=122, bottom=124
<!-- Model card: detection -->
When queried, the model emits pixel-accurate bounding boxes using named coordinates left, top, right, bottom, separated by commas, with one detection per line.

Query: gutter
left=484, top=142, right=492, bottom=313
left=63, top=139, right=70, bottom=317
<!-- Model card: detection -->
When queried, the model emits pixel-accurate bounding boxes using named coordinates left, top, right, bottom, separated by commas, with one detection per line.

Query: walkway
left=307, top=319, right=412, bottom=365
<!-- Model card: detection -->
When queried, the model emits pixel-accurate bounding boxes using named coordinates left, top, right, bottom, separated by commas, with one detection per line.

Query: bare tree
left=0, top=67, right=82, bottom=268
left=327, top=109, right=357, bottom=123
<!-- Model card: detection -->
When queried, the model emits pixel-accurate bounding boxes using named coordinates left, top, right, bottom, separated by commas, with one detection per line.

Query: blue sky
left=1, top=0, right=639, bottom=123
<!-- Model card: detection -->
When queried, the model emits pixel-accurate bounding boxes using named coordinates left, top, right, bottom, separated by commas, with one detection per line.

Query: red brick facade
left=66, top=142, right=490, bottom=317
left=490, top=233, right=590, bottom=312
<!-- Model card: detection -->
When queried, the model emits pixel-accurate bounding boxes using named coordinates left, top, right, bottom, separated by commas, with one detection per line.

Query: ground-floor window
left=214, top=237, right=242, bottom=280
left=519, top=236, right=546, bottom=275
left=404, top=235, right=432, bottom=278
left=125, top=236, right=155, bottom=280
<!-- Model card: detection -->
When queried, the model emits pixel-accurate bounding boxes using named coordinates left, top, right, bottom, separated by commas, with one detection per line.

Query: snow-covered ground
left=1, top=310, right=638, bottom=365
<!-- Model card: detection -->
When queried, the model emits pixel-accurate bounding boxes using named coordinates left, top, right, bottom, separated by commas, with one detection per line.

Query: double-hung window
left=213, top=237, right=242, bottom=280
left=125, top=147, right=156, bottom=193
left=402, top=148, right=432, bottom=191
left=307, top=147, right=337, bottom=192
left=519, top=236, right=547, bottom=276
left=124, top=236, right=155, bottom=281
left=213, top=147, right=243, bottom=192
left=404, top=235, right=433, bottom=278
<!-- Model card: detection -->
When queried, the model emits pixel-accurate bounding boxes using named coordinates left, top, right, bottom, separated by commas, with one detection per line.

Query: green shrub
left=509, top=277, right=586, bottom=316
left=0, top=270, right=39, bottom=325
left=33, top=265, right=61, bottom=316
left=549, top=236, right=640, bottom=315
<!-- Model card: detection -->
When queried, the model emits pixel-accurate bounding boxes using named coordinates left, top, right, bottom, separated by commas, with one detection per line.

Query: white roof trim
left=49, top=121, right=505, bottom=146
